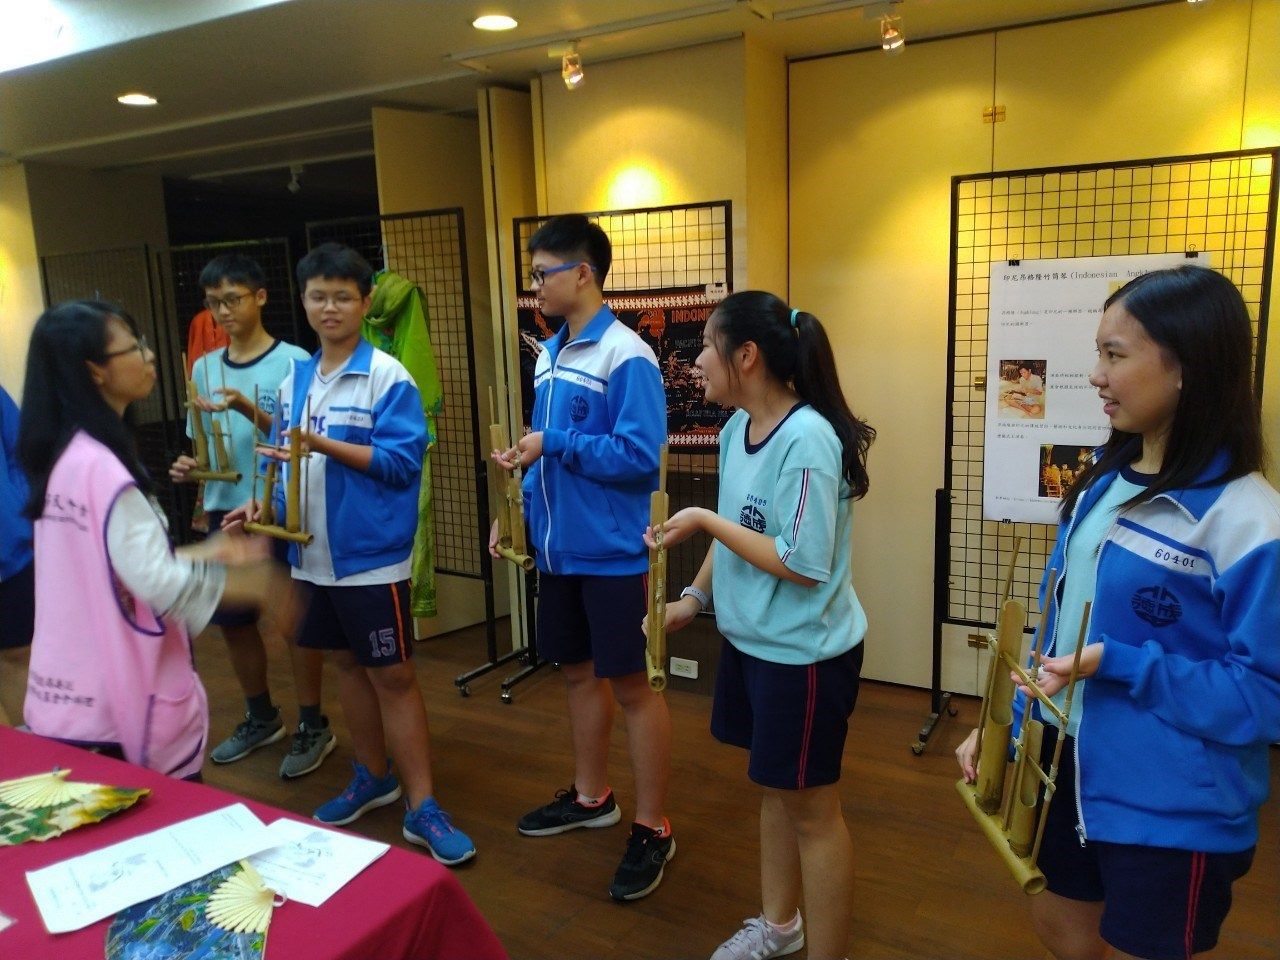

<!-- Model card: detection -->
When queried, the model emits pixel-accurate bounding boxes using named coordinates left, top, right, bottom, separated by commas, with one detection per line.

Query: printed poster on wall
left=516, top=286, right=730, bottom=446
left=982, top=253, right=1206, bottom=524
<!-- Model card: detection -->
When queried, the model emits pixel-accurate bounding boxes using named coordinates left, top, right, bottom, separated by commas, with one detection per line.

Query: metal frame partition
left=914, top=147, right=1278, bottom=755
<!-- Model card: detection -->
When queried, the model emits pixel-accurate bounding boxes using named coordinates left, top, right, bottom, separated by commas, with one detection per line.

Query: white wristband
left=679, top=585, right=709, bottom=612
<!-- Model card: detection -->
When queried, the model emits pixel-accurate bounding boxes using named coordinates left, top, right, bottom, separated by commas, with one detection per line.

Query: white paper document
left=248, top=818, right=389, bottom=906
left=25, top=803, right=273, bottom=933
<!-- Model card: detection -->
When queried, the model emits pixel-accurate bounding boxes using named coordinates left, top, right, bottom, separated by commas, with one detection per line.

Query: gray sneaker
left=710, top=915, right=805, bottom=960
left=279, top=719, right=337, bottom=779
left=210, top=710, right=285, bottom=764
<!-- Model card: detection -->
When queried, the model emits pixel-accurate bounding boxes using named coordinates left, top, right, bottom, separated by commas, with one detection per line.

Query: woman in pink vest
left=18, top=301, right=271, bottom=780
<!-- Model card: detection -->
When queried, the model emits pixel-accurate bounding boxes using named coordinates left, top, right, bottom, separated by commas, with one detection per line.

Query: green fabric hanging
left=363, top=272, right=442, bottom=617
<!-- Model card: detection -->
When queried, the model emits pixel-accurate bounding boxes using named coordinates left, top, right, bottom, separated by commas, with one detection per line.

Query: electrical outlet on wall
left=669, top=657, right=698, bottom=680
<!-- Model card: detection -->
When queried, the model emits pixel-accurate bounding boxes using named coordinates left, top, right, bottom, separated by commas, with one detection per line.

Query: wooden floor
left=200, top=621, right=1280, bottom=960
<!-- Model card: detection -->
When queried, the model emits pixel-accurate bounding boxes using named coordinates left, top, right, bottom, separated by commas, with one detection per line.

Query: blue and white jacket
left=0, top=387, right=33, bottom=581
left=274, top=339, right=426, bottom=579
left=1024, top=455, right=1280, bottom=853
left=523, top=305, right=666, bottom=576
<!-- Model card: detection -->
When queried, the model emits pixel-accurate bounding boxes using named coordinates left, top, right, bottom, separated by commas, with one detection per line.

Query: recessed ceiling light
left=472, top=14, right=518, bottom=31
left=117, top=92, right=158, bottom=106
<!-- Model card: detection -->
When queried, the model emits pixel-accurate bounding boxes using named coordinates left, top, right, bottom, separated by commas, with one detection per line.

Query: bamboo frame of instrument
left=242, top=389, right=313, bottom=546
left=181, top=352, right=241, bottom=484
left=645, top=445, right=670, bottom=692
left=957, top=565, right=1089, bottom=895
left=488, top=387, right=534, bottom=572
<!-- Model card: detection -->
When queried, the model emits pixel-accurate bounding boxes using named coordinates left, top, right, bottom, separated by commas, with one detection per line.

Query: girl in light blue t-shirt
left=646, top=290, right=874, bottom=960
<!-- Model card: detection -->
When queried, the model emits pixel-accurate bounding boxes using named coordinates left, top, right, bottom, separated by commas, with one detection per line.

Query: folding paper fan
left=206, top=861, right=276, bottom=934
left=0, top=769, right=96, bottom=809
left=106, top=863, right=273, bottom=960
left=0, top=769, right=149, bottom=845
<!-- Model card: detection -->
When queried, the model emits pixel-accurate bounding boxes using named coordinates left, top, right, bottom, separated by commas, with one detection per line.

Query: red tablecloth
left=0, top=727, right=506, bottom=960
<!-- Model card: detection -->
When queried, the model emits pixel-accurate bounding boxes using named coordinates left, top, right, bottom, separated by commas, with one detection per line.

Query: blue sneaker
left=313, top=761, right=401, bottom=826
left=403, top=797, right=476, bottom=866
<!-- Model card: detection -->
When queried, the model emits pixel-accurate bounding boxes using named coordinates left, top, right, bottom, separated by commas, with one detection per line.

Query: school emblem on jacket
left=1130, top=584, right=1182, bottom=627
left=569, top=395, right=589, bottom=421
left=739, top=503, right=766, bottom=532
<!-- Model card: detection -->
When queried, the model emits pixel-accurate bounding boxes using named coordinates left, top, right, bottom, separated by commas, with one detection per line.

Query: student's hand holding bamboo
left=641, top=593, right=699, bottom=637
left=493, top=431, right=543, bottom=470
left=643, top=507, right=712, bottom=550
left=168, top=454, right=198, bottom=483
left=1013, top=644, right=1101, bottom=699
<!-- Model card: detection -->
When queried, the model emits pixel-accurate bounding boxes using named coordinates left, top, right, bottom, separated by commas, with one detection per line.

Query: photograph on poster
left=997, top=359, right=1047, bottom=420
left=1039, top=443, right=1094, bottom=499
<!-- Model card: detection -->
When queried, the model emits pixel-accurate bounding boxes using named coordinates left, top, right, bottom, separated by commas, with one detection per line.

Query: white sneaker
left=710, top=914, right=805, bottom=960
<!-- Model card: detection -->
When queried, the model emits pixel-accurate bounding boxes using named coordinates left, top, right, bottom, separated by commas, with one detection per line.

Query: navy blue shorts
left=536, top=572, right=647, bottom=678
left=1037, top=731, right=1255, bottom=960
left=711, top=639, right=864, bottom=790
left=204, top=510, right=290, bottom=628
left=296, top=579, right=414, bottom=668
left=0, top=562, right=34, bottom=650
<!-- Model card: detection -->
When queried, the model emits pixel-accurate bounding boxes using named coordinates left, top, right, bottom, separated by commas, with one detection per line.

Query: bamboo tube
left=975, top=598, right=1024, bottom=813
left=182, top=352, right=240, bottom=483
left=645, top=446, right=670, bottom=692
left=487, top=387, right=535, bottom=571
left=956, top=781, right=1047, bottom=895
left=1007, top=718, right=1045, bottom=856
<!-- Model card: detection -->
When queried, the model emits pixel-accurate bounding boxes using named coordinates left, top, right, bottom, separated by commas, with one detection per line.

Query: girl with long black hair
left=19, top=300, right=270, bottom=779
left=647, top=290, right=874, bottom=960
left=958, top=266, right=1279, bottom=960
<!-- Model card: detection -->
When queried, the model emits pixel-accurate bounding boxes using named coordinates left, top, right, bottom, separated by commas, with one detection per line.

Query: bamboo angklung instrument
left=488, top=387, right=534, bottom=572
left=956, top=541, right=1089, bottom=895
left=182, top=351, right=241, bottom=484
left=645, top=445, right=670, bottom=692
left=243, top=388, right=313, bottom=546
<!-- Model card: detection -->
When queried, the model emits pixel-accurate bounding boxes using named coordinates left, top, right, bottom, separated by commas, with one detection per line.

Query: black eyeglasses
left=104, top=335, right=150, bottom=360
left=204, top=292, right=255, bottom=312
left=529, top=261, right=593, bottom=286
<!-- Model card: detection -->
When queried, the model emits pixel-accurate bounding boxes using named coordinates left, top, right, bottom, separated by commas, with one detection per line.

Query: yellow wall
left=790, top=0, right=1280, bottom=688
left=791, top=35, right=996, bottom=688
left=372, top=106, right=504, bottom=637
left=744, top=36, right=789, bottom=296
left=0, top=165, right=43, bottom=396
left=537, top=38, right=753, bottom=284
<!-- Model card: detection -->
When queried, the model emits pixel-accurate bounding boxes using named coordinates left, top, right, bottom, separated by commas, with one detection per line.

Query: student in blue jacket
left=958, top=265, right=1280, bottom=960
left=0, top=384, right=34, bottom=725
left=491, top=214, right=673, bottom=902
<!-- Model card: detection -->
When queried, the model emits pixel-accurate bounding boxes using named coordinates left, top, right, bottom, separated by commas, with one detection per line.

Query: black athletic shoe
left=516, top=785, right=622, bottom=836
left=609, top=820, right=675, bottom=901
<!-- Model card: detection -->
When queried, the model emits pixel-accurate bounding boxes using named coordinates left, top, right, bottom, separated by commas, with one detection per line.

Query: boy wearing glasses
left=169, top=255, right=329, bottom=779
left=492, top=215, right=673, bottom=900
left=231, top=242, right=475, bottom=865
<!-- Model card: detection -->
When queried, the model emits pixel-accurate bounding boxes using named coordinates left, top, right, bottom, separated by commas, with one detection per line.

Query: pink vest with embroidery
left=25, top=431, right=208, bottom=778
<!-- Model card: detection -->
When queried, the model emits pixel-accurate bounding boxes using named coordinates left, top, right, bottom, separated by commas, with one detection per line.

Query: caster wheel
left=501, top=692, right=513, bottom=705
left=947, top=705, right=958, bottom=717
left=459, top=685, right=470, bottom=697
left=910, top=741, right=925, bottom=756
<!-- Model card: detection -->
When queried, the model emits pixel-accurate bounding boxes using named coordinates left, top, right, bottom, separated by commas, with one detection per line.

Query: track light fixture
left=880, top=12, right=904, bottom=53
left=561, top=42, right=584, bottom=90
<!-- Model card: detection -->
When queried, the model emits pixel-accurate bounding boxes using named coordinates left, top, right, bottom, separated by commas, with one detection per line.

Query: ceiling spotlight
left=287, top=164, right=304, bottom=194
left=117, top=92, right=158, bottom=106
left=561, top=43, right=584, bottom=90
left=880, top=13, right=905, bottom=53
left=472, top=14, right=518, bottom=31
